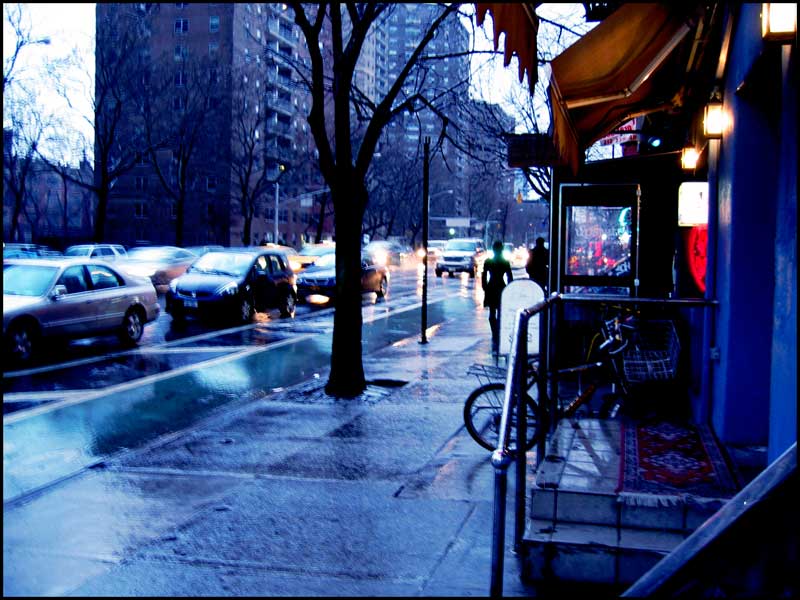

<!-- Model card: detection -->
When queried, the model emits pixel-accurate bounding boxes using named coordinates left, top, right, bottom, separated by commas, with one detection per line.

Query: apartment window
left=174, top=70, right=186, bottom=86
left=135, top=176, right=147, bottom=191
left=174, top=18, right=189, bottom=34
left=206, top=176, right=217, bottom=192
left=135, top=152, right=146, bottom=166
left=209, top=68, right=218, bottom=84
left=173, top=96, right=185, bottom=111
left=208, top=41, right=219, bottom=56
left=134, top=201, right=148, bottom=218
left=209, top=16, right=219, bottom=33
left=174, top=44, right=187, bottom=61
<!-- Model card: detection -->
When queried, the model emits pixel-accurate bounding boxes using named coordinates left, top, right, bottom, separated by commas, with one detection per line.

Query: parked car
left=165, top=247, right=298, bottom=323
left=435, top=238, right=487, bottom=278
left=184, top=244, right=225, bottom=256
left=3, top=243, right=62, bottom=259
left=260, top=243, right=302, bottom=272
left=120, top=246, right=198, bottom=293
left=296, top=252, right=389, bottom=304
left=364, top=240, right=407, bottom=267
left=294, top=242, right=336, bottom=272
left=3, top=257, right=160, bottom=366
left=64, top=243, right=128, bottom=262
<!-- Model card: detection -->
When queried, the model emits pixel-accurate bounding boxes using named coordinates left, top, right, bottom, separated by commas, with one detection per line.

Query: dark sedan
left=165, top=247, right=297, bottom=323
left=296, top=252, right=389, bottom=304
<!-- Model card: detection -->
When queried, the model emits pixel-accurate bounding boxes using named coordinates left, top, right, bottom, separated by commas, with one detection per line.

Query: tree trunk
left=94, top=187, right=108, bottom=242
left=325, top=187, right=366, bottom=397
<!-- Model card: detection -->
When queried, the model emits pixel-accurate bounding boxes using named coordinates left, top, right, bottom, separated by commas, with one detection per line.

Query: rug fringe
left=617, top=492, right=684, bottom=507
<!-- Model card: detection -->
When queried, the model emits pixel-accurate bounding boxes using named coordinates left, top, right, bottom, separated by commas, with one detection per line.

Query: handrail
left=488, top=292, right=717, bottom=597
left=490, top=292, right=560, bottom=598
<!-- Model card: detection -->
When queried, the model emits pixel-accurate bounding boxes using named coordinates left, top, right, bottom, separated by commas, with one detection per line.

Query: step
left=522, top=519, right=686, bottom=587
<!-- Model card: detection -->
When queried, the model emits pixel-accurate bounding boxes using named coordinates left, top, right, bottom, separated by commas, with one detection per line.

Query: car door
left=250, top=254, right=272, bottom=311
left=85, top=263, right=129, bottom=331
left=47, top=264, right=96, bottom=335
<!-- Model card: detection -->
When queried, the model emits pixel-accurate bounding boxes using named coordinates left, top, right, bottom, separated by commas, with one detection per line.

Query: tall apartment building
left=96, top=3, right=328, bottom=248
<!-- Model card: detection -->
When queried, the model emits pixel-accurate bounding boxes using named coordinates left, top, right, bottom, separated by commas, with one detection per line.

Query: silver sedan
left=3, top=257, right=160, bottom=366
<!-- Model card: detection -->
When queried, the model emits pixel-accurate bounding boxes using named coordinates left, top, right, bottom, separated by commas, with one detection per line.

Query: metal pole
left=421, top=137, right=430, bottom=344
left=514, top=311, right=529, bottom=552
left=274, top=182, right=280, bottom=244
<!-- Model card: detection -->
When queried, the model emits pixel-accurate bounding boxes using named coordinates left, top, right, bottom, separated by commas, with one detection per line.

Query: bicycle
left=464, top=304, right=676, bottom=454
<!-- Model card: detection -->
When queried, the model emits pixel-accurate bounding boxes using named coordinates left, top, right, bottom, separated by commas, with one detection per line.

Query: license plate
left=183, top=298, right=198, bottom=308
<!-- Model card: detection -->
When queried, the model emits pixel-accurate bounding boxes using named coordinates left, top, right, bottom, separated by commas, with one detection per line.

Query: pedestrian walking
left=526, top=237, right=549, bottom=291
left=481, top=240, right=513, bottom=352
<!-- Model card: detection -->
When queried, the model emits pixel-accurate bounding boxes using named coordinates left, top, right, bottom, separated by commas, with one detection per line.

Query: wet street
left=3, top=263, right=539, bottom=597
left=3, top=265, right=493, bottom=503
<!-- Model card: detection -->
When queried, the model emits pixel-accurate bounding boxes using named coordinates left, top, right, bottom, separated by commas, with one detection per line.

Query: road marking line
left=3, top=335, right=315, bottom=426
left=3, top=293, right=453, bottom=425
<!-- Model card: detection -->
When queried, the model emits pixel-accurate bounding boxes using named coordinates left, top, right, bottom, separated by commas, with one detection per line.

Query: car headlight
left=218, top=282, right=238, bottom=296
left=373, top=250, right=388, bottom=266
left=290, top=260, right=301, bottom=272
left=502, top=250, right=512, bottom=261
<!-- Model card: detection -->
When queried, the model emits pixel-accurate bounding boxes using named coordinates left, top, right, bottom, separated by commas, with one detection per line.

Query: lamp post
left=271, top=163, right=286, bottom=243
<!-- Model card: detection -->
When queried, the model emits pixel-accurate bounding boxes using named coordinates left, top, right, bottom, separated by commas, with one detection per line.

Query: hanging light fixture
left=703, top=87, right=725, bottom=139
left=681, top=146, right=700, bottom=170
left=762, top=3, right=797, bottom=42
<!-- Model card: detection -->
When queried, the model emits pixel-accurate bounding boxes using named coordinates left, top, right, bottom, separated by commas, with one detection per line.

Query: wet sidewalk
left=3, top=305, right=538, bottom=597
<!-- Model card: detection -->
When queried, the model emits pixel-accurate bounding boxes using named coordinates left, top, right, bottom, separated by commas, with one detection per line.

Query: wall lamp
left=681, top=146, right=700, bottom=170
left=703, top=87, right=725, bottom=139
left=762, top=3, right=797, bottom=43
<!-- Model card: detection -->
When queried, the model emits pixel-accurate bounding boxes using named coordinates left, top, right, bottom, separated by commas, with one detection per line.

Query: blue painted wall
left=712, top=5, right=776, bottom=446
left=712, top=5, right=797, bottom=461
left=768, top=41, right=797, bottom=464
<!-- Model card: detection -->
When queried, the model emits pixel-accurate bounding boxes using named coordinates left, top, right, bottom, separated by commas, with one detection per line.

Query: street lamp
left=271, top=163, right=287, bottom=243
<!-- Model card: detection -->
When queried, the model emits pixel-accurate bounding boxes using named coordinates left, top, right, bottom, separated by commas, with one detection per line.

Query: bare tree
left=143, top=52, right=226, bottom=247
left=229, top=62, right=279, bottom=246
left=2, top=3, right=51, bottom=95
left=35, top=5, right=159, bottom=242
left=287, top=3, right=462, bottom=397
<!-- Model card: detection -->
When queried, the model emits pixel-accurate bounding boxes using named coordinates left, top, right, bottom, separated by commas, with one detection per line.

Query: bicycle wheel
left=463, top=383, right=542, bottom=454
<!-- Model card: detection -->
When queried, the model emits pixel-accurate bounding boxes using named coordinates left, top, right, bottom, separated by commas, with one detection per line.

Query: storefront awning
left=476, top=3, right=704, bottom=174
left=550, top=3, right=699, bottom=173
left=476, top=3, right=540, bottom=92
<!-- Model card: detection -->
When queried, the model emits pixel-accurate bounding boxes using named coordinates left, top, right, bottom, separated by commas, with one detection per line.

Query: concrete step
left=530, top=486, right=724, bottom=532
left=522, top=519, right=686, bottom=587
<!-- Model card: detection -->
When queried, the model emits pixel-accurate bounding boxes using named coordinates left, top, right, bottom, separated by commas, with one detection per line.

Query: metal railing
left=489, top=292, right=717, bottom=597
left=490, top=292, right=558, bottom=598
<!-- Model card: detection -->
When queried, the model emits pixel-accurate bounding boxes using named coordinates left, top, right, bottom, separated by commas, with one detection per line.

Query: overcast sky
left=4, top=3, right=588, bottom=164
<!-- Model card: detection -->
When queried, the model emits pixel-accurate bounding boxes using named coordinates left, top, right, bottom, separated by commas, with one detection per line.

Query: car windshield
left=445, top=241, right=478, bottom=252
left=299, top=245, right=334, bottom=257
left=127, top=247, right=182, bottom=261
left=190, top=252, right=253, bottom=276
left=3, top=264, right=59, bottom=296
left=65, top=246, right=90, bottom=256
left=313, top=253, right=336, bottom=268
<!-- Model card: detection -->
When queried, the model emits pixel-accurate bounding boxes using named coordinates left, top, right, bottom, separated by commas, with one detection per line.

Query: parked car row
left=3, top=257, right=160, bottom=367
left=3, top=241, right=393, bottom=366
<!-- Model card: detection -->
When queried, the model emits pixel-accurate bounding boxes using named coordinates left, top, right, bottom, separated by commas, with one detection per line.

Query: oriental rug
left=617, top=419, right=739, bottom=506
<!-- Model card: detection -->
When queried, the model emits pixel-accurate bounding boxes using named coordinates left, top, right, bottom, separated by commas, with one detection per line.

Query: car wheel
left=377, top=277, right=388, bottom=298
left=119, top=308, right=144, bottom=346
left=6, top=320, right=37, bottom=365
left=280, top=291, right=296, bottom=318
left=239, top=296, right=254, bottom=323
left=435, top=269, right=442, bottom=278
